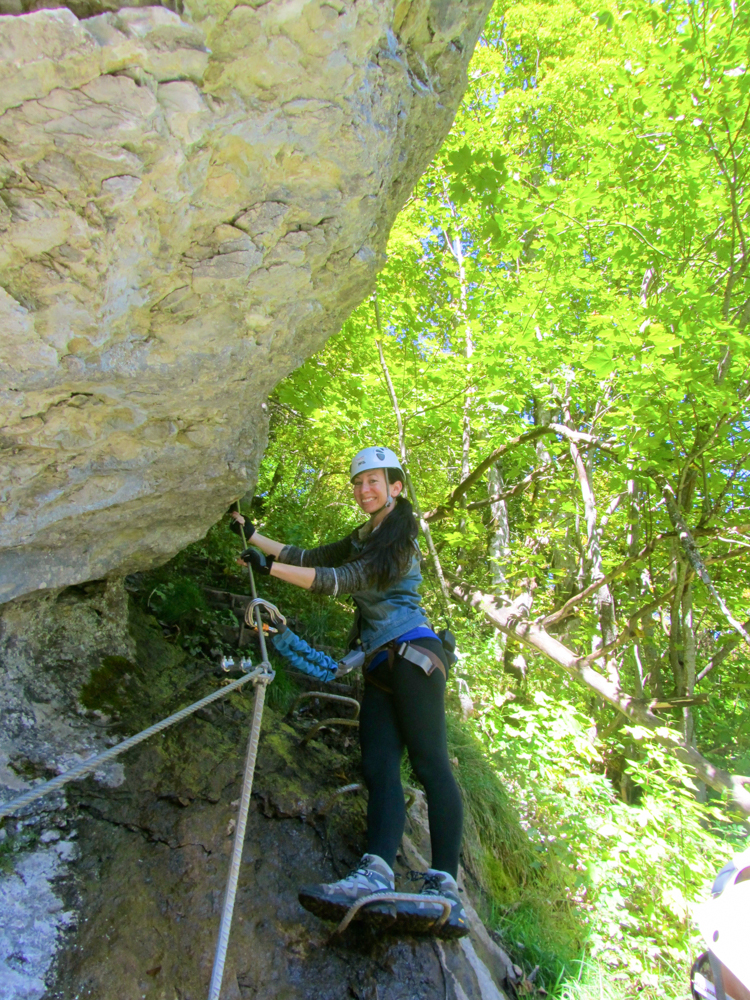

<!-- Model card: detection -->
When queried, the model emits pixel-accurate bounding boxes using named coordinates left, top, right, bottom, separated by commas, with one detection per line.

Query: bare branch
left=374, top=296, right=450, bottom=606
left=443, top=426, right=553, bottom=507
left=564, top=398, right=618, bottom=678
left=403, top=377, right=486, bottom=424
left=600, top=490, right=627, bottom=532
left=702, top=451, right=750, bottom=525
left=576, top=584, right=677, bottom=665
left=705, top=546, right=750, bottom=565
left=424, top=460, right=562, bottom=522
left=696, top=620, right=750, bottom=683
left=638, top=695, right=709, bottom=710
left=443, top=423, right=617, bottom=511
left=451, top=582, right=750, bottom=815
left=652, top=472, right=750, bottom=649
left=543, top=562, right=640, bottom=627
left=542, top=525, right=750, bottom=627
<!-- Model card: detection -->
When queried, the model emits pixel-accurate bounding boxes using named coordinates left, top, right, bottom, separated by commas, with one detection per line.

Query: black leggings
left=359, top=643, right=463, bottom=878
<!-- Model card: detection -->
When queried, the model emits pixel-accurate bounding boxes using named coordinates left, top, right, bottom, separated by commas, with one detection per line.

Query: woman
left=231, top=446, right=466, bottom=938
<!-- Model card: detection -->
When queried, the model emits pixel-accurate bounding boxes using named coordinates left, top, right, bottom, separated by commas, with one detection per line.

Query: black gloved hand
left=239, top=548, right=275, bottom=576
left=230, top=515, right=257, bottom=541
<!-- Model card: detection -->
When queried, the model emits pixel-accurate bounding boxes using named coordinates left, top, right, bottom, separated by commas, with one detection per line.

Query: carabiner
left=245, top=597, right=287, bottom=631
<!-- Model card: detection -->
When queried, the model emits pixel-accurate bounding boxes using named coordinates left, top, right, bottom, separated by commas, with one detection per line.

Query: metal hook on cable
left=244, top=596, right=286, bottom=631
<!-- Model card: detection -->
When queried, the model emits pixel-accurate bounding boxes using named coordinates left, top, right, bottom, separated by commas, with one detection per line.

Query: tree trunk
left=445, top=225, right=473, bottom=556
left=488, top=461, right=511, bottom=597
left=564, top=402, right=618, bottom=683
left=373, top=295, right=450, bottom=606
left=451, top=582, right=750, bottom=816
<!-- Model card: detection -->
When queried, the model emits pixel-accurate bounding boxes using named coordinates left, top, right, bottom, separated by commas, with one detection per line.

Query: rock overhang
left=0, top=0, right=492, bottom=604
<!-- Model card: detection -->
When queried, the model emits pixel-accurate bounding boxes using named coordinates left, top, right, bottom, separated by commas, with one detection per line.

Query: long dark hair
left=356, top=469, right=419, bottom=589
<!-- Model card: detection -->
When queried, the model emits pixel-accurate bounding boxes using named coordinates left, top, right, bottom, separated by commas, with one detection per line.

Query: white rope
left=208, top=544, right=274, bottom=1000
left=207, top=671, right=270, bottom=1000
left=0, top=665, right=268, bottom=823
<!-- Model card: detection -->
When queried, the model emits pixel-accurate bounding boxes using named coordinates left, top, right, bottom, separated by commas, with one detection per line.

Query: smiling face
left=352, top=468, right=402, bottom=519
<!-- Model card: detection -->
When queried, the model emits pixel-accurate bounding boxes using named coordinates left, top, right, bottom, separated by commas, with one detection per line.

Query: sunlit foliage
left=254, top=0, right=750, bottom=994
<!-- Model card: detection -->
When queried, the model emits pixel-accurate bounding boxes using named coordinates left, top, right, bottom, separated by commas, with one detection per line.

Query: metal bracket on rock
left=300, top=718, right=359, bottom=746
left=291, top=691, right=361, bottom=746
left=289, top=691, right=360, bottom=719
left=318, top=782, right=416, bottom=816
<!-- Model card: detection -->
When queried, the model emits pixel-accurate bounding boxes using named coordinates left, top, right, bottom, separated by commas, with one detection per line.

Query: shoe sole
left=298, top=889, right=396, bottom=928
left=390, top=905, right=470, bottom=938
left=434, top=921, right=471, bottom=940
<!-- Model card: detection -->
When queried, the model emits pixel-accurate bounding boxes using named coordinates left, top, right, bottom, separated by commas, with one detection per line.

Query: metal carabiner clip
left=245, top=597, right=287, bottom=631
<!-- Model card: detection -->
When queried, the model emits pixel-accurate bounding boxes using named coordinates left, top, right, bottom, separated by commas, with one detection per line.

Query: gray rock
left=0, top=578, right=135, bottom=819
left=52, top=840, right=78, bottom=861
left=0, top=0, right=492, bottom=604
left=46, top=686, right=511, bottom=1000
left=0, top=590, right=514, bottom=1000
left=0, top=847, right=71, bottom=1000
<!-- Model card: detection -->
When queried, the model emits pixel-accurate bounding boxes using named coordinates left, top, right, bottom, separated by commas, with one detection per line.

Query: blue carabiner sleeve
left=271, top=627, right=338, bottom=683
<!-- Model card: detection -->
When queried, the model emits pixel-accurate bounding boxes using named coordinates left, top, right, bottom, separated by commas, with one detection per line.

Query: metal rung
left=300, top=718, right=359, bottom=745
left=318, top=782, right=362, bottom=815
left=332, top=892, right=452, bottom=937
left=289, top=691, right=360, bottom=720
left=318, top=782, right=416, bottom=815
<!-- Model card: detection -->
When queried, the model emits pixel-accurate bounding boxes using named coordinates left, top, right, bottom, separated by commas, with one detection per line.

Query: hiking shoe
left=298, top=854, right=396, bottom=926
left=393, top=869, right=470, bottom=938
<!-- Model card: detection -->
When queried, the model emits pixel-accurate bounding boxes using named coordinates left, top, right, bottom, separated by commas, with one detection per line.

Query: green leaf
left=447, top=144, right=473, bottom=177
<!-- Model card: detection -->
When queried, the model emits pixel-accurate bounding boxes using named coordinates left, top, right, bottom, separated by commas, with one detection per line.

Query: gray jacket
left=278, top=526, right=428, bottom=654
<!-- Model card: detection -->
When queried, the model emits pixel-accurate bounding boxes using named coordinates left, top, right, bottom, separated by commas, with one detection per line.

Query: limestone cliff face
left=0, top=0, right=490, bottom=604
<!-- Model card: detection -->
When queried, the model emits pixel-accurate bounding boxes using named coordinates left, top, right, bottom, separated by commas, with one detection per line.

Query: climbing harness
left=336, top=647, right=366, bottom=676
left=394, top=640, right=445, bottom=677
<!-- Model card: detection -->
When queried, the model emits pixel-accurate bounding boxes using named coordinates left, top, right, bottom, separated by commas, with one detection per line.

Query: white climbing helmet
left=693, top=847, right=750, bottom=996
left=349, top=446, right=403, bottom=482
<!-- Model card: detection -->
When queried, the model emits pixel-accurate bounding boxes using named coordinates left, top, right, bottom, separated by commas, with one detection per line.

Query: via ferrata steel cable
left=208, top=511, right=274, bottom=1000
left=0, top=666, right=267, bottom=823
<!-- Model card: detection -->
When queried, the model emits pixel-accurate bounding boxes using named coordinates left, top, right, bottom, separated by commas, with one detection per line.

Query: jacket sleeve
left=278, top=532, right=356, bottom=568
left=309, top=556, right=376, bottom=597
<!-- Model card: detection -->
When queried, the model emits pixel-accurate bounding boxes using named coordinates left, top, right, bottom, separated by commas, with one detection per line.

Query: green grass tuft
left=447, top=713, right=532, bottom=890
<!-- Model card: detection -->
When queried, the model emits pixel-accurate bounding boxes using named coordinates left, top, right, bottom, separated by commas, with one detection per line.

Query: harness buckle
left=397, top=642, right=436, bottom=675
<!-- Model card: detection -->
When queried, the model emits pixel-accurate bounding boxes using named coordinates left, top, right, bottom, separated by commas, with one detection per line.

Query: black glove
left=230, top=515, right=257, bottom=541
left=240, top=548, right=275, bottom=576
